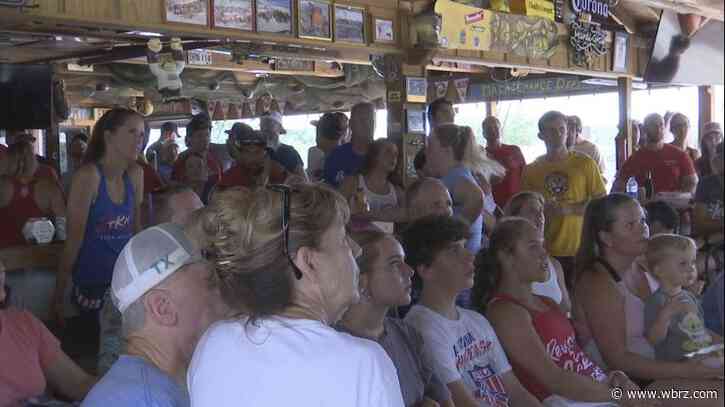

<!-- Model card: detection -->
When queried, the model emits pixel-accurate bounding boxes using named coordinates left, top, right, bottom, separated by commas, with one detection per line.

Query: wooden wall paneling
left=505, top=53, right=527, bottom=66
left=62, top=0, right=120, bottom=20
left=33, top=0, right=62, bottom=14
left=121, top=0, right=163, bottom=26
left=482, top=50, right=505, bottom=62
left=547, top=39, right=568, bottom=68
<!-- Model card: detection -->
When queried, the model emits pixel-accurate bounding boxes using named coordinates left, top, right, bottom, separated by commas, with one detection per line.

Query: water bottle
left=626, top=176, right=639, bottom=199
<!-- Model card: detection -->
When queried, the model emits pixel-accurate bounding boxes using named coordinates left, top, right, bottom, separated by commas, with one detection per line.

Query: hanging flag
left=454, top=78, right=470, bottom=102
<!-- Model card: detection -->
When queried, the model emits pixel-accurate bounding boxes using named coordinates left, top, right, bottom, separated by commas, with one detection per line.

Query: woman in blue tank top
left=426, top=125, right=486, bottom=254
left=427, top=124, right=508, bottom=308
left=53, top=109, right=144, bottom=329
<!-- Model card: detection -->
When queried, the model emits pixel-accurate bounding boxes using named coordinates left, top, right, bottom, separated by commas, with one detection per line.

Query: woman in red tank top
left=0, top=141, right=66, bottom=249
left=472, top=218, right=648, bottom=406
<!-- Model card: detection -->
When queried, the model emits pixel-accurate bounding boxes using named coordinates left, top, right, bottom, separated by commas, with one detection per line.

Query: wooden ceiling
left=0, top=0, right=721, bottom=108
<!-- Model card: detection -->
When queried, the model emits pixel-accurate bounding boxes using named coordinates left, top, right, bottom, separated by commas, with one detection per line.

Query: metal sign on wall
left=468, top=76, right=606, bottom=101
left=435, top=0, right=560, bottom=59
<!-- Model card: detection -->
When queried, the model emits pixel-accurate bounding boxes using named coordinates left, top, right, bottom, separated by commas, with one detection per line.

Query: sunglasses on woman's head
left=266, top=184, right=303, bottom=280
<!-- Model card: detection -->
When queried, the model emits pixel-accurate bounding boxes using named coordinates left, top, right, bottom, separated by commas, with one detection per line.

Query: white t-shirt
left=188, top=317, right=405, bottom=407
left=572, top=140, right=605, bottom=175
left=404, top=305, right=513, bottom=407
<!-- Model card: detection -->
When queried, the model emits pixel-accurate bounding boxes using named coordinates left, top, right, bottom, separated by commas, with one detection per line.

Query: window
left=209, top=109, right=388, bottom=169
left=632, top=86, right=700, bottom=148
left=455, top=93, right=620, bottom=188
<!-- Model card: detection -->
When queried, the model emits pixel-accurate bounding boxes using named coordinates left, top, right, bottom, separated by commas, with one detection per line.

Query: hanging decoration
left=270, top=99, right=282, bottom=114
left=212, top=100, right=226, bottom=121
left=227, top=103, right=241, bottom=120
left=569, top=14, right=608, bottom=67
left=430, top=81, right=449, bottom=101
left=454, top=78, right=470, bottom=102
left=255, top=93, right=273, bottom=116
left=146, top=37, right=186, bottom=100
left=284, top=101, right=296, bottom=115
left=241, top=102, right=253, bottom=118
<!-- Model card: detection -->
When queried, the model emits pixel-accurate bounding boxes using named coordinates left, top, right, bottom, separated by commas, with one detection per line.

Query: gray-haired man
left=83, top=223, right=227, bottom=407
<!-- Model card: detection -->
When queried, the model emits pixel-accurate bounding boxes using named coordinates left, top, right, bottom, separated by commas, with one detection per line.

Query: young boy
left=644, top=234, right=723, bottom=366
left=401, top=215, right=541, bottom=407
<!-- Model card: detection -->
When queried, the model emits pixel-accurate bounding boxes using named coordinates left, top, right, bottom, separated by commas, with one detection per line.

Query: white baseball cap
left=111, top=223, right=204, bottom=313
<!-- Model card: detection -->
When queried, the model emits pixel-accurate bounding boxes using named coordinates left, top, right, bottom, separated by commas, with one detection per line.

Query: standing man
left=172, top=114, right=222, bottom=187
left=323, top=102, right=376, bottom=188
left=145, top=122, right=178, bottom=166
left=567, top=115, right=606, bottom=178
left=218, top=123, right=288, bottom=189
left=63, top=133, right=89, bottom=193
left=260, top=111, right=305, bottom=178
left=483, top=116, right=526, bottom=208
left=668, top=112, right=700, bottom=163
left=522, top=111, right=606, bottom=286
left=613, top=113, right=698, bottom=194
left=427, top=98, right=455, bottom=131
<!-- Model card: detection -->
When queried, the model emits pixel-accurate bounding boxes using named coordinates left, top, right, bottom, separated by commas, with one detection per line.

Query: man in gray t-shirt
left=644, top=289, right=713, bottom=362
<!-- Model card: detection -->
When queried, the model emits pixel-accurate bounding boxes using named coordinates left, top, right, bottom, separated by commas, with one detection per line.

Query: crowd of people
left=0, top=98, right=723, bottom=407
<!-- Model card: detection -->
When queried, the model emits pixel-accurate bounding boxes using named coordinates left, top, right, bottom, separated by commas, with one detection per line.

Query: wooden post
left=46, top=75, right=61, bottom=174
left=486, top=101, right=497, bottom=118
left=698, top=86, right=715, bottom=144
left=617, top=77, right=633, bottom=169
left=384, top=55, right=427, bottom=187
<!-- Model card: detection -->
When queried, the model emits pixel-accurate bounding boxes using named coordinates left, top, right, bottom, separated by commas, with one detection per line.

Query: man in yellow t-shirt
left=522, top=111, right=606, bottom=286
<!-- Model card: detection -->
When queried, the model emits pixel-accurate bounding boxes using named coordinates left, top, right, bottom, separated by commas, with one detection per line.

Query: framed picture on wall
left=298, top=0, right=332, bottom=40
left=612, top=31, right=629, bottom=73
left=406, top=107, right=426, bottom=134
left=334, top=5, right=365, bottom=44
left=373, top=17, right=395, bottom=44
left=164, top=0, right=210, bottom=26
left=212, top=0, right=254, bottom=31
left=256, top=0, right=293, bottom=35
left=406, top=77, right=427, bottom=103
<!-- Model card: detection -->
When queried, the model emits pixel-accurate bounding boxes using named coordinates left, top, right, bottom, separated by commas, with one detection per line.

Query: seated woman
left=504, top=192, right=571, bottom=314
left=0, top=262, right=96, bottom=405
left=340, top=139, right=406, bottom=234
left=338, top=230, right=454, bottom=407
left=475, top=218, right=646, bottom=407
left=0, top=141, right=66, bottom=249
left=188, top=184, right=404, bottom=406
left=575, top=194, right=723, bottom=407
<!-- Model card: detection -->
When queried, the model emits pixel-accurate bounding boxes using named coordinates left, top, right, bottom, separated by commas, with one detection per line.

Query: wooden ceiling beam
left=117, top=52, right=344, bottom=78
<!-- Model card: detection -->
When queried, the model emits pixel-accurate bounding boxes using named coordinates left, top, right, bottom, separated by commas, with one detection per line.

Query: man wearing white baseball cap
left=260, top=111, right=306, bottom=178
left=82, top=222, right=227, bottom=407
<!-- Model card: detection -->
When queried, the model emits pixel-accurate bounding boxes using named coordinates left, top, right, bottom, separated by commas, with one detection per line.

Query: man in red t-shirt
left=613, top=113, right=698, bottom=194
left=483, top=116, right=526, bottom=207
left=171, top=114, right=222, bottom=186
left=218, top=123, right=287, bottom=189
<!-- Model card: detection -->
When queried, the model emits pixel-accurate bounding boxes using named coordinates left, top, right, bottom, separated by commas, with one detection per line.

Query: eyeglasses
left=266, top=184, right=303, bottom=280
